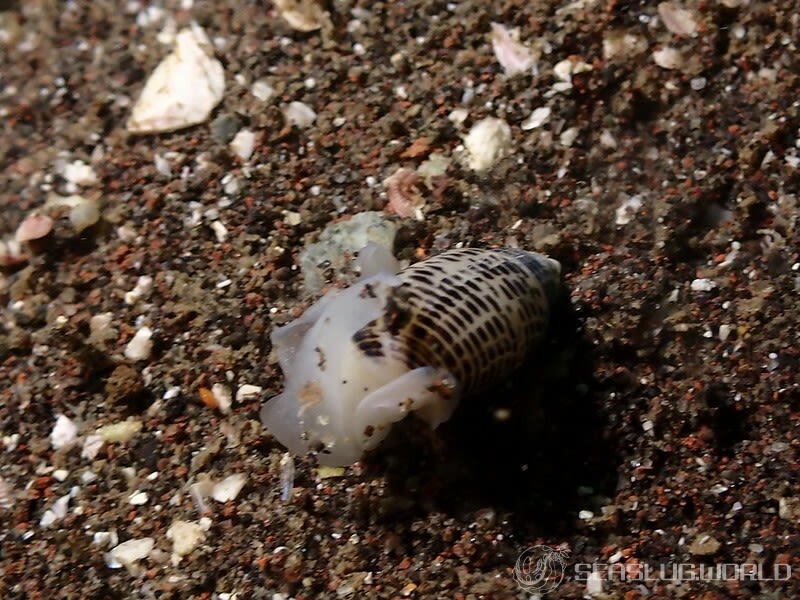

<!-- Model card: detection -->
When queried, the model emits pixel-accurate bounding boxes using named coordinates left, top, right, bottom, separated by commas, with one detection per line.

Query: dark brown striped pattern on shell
left=351, top=248, right=558, bottom=394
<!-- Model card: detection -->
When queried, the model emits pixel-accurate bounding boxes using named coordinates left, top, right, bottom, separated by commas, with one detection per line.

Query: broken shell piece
left=490, top=23, right=536, bottom=77
left=236, top=384, right=263, bottom=402
left=272, top=0, right=328, bottom=32
left=553, top=58, right=593, bottom=84
left=230, top=129, right=256, bottom=161
left=107, top=538, right=155, bottom=570
left=658, top=2, right=698, bottom=36
left=60, top=160, right=98, bottom=187
left=252, top=79, right=274, bottom=102
left=463, top=117, right=512, bottom=172
left=653, top=46, right=684, bottom=70
left=15, top=213, right=53, bottom=243
left=46, top=195, right=101, bottom=232
left=127, top=26, right=225, bottom=134
left=211, top=473, right=247, bottom=502
left=521, top=106, right=551, bottom=131
left=282, top=101, right=316, bottom=128
left=69, top=200, right=101, bottom=232
left=211, top=383, right=232, bottom=414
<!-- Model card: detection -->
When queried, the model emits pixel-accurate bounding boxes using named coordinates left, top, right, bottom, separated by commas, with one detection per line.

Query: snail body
left=260, top=244, right=561, bottom=466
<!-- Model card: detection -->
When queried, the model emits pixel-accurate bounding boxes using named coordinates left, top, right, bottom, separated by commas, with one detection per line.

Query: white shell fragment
left=107, top=537, right=155, bottom=570
left=282, top=101, right=317, bottom=128
left=127, top=26, right=225, bottom=134
left=272, top=0, right=329, bottom=32
left=124, top=326, right=153, bottom=361
left=490, top=23, right=536, bottom=77
left=553, top=58, right=593, bottom=86
left=51, top=415, right=79, bottom=451
left=691, top=278, right=717, bottom=292
left=61, top=160, right=98, bottom=187
left=40, top=492, right=72, bottom=527
left=230, top=129, right=256, bottom=161
left=657, top=2, right=698, bottom=36
left=653, top=46, right=684, bottom=70
left=235, top=384, right=263, bottom=402
left=212, top=473, right=247, bottom=502
left=615, top=194, right=644, bottom=225
left=211, top=383, right=233, bottom=414
left=15, top=213, right=53, bottom=243
left=124, top=275, right=153, bottom=306
left=521, top=106, right=551, bottom=131
left=251, top=79, right=275, bottom=102
left=463, top=117, right=512, bottom=172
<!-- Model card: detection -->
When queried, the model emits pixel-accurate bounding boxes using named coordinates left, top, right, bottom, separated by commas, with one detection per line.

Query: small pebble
left=210, top=114, right=242, bottom=144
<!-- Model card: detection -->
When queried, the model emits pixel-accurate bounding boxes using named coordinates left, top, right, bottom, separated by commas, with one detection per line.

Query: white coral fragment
left=167, top=520, right=206, bottom=558
left=490, top=23, right=535, bottom=77
left=127, top=26, right=225, bottom=134
left=463, top=117, right=512, bottom=172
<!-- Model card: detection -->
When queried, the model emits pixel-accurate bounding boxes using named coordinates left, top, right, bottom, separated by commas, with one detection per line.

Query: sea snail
left=260, top=244, right=562, bottom=466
